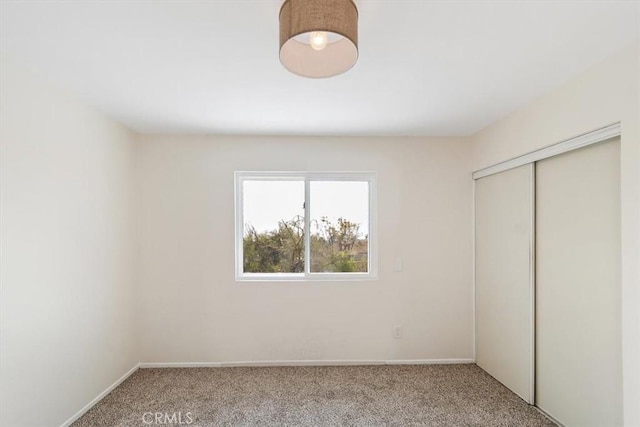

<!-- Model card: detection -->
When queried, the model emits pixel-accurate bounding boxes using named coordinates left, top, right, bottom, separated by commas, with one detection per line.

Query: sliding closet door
left=536, top=137, right=621, bottom=426
left=475, top=164, right=533, bottom=403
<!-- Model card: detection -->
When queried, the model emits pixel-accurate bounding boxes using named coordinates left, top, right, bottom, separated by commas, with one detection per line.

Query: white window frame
left=235, top=171, right=378, bottom=281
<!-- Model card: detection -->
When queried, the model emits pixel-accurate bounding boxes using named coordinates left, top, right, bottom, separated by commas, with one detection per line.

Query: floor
left=73, top=364, right=555, bottom=426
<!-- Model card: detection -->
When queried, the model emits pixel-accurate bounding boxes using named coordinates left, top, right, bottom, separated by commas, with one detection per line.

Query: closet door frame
left=472, top=123, right=620, bottom=180
left=528, top=164, right=535, bottom=404
left=472, top=122, right=621, bottom=407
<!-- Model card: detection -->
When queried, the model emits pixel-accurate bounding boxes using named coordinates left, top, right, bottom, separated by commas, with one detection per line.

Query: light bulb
left=309, top=31, right=328, bottom=51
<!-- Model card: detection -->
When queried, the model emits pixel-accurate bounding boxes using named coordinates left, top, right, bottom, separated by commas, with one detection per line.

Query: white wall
left=0, top=56, right=138, bottom=426
left=135, top=135, right=473, bottom=364
left=470, top=43, right=640, bottom=426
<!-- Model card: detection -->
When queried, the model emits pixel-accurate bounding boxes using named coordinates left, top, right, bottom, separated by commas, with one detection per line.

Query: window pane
left=309, top=181, right=369, bottom=273
left=243, top=180, right=305, bottom=273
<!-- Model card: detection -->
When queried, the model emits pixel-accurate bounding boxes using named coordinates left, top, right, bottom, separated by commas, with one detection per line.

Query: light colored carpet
left=72, top=364, right=555, bottom=426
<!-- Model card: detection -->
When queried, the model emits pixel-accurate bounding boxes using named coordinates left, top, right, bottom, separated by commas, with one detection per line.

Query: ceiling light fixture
left=279, top=0, right=358, bottom=78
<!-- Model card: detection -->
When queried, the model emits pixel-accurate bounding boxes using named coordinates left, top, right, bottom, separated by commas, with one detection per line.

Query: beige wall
left=134, top=135, right=474, bottom=364
left=471, top=43, right=640, bottom=426
left=0, top=56, right=138, bottom=426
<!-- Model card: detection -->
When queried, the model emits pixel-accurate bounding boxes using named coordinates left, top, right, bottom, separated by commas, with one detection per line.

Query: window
left=235, top=172, right=377, bottom=281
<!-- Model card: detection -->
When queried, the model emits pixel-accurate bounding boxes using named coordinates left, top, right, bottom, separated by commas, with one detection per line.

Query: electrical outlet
left=393, top=325, right=403, bottom=338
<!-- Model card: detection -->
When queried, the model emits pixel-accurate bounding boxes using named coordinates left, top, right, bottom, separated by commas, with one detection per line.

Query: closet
left=474, top=125, right=622, bottom=427
left=475, top=164, right=534, bottom=403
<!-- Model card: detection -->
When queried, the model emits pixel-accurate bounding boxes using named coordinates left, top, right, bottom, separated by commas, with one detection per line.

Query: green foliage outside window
left=243, top=216, right=368, bottom=273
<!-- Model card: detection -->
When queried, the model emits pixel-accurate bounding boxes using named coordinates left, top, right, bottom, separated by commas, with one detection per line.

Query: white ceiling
left=1, top=1, right=638, bottom=136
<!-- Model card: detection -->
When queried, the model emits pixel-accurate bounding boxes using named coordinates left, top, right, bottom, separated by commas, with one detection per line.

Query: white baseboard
left=385, top=358, right=475, bottom=365
left=139, top=358, right=475, bottom=369
left=224, top=360, right=382, bottom=368
left=59, top=364, right=139, bottom=427
left=138, top=361, right=224, bottom=368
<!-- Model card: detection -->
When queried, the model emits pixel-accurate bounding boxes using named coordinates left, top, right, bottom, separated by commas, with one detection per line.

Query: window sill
left=235, top=273, right=378, bottom=282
